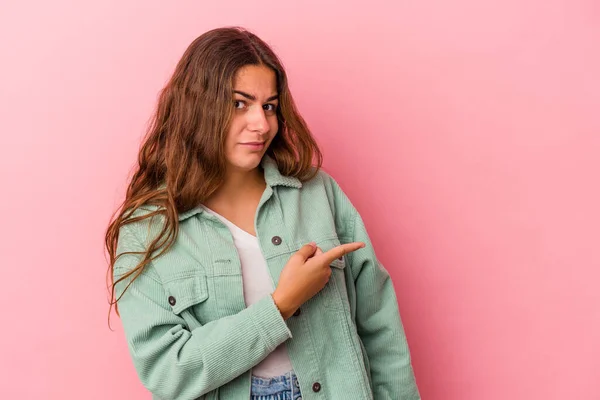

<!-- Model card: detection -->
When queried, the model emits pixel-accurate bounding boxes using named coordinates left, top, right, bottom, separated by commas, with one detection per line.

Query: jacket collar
left=177, top=156, right=301, bottom=221
left=261, top=155, right=303, bottom=189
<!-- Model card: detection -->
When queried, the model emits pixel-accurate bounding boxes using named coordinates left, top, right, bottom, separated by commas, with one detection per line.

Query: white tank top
left=201, top=206, right=294, bottom=378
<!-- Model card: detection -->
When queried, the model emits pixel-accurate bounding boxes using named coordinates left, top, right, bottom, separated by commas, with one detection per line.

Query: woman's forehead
left=233, top=65, right=277, bottom=95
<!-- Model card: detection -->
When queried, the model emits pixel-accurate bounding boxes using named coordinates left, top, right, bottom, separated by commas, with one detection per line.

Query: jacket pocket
left=314, top=237, right=349, bottom=310
left=163, top=273, right=209, bottom=329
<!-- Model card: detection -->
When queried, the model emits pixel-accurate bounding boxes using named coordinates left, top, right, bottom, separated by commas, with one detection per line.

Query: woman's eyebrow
left=233, top=90, right=279, bottom=102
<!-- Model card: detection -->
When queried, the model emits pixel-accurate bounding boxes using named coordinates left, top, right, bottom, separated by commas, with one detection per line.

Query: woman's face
left=224, top=64, right=279, bottom=174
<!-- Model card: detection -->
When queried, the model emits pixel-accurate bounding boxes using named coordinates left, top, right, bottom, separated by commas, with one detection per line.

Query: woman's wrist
left=271, top=291, right=294, bottom=320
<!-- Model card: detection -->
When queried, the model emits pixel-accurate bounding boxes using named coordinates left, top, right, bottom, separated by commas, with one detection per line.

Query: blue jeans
left=250, top=371, right=302, bottom=400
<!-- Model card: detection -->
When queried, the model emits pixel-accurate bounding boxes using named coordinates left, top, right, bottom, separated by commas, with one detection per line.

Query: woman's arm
left=349, top=211, right=421, bottom=399
left=113, top=224, right=292, bottom=400
left=326, top=173, right=420, bottom=399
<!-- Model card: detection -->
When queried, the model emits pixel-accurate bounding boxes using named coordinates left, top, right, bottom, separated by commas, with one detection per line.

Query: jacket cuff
left=249, top=295, right=293, bottom=351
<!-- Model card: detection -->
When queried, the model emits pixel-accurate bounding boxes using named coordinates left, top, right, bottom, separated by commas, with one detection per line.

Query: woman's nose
left=247, top=105, right=269, bottom=133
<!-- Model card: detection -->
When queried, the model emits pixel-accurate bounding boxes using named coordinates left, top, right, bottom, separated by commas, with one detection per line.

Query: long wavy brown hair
left=105, top=27, right=322, bottom=319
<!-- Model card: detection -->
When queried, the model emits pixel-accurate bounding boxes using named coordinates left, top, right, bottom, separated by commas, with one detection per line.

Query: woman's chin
left=227, top=155, right=264, bottom=174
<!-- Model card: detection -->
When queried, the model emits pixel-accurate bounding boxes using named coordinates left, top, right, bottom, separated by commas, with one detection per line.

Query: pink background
left=1, top=1, right=599, bottom=399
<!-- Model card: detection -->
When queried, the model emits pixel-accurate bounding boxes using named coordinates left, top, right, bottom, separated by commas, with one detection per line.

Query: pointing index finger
left=322, top=242, right=366, bottom=264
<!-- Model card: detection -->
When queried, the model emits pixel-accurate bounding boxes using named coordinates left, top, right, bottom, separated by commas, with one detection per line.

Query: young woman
left=106, top=27, right=420, bottom=400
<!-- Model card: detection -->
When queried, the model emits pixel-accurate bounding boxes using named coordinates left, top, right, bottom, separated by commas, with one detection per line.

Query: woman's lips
left=240, top=142, right=265, bottom=150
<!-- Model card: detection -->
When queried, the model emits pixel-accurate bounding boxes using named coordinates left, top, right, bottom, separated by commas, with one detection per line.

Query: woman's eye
left=234, top=100, right=246, bottom=109
left=263, top=104, right=276, bottom=112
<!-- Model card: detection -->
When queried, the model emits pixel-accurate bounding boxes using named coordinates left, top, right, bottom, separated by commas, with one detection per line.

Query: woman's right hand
left=272, top=241, right=365, bottom=319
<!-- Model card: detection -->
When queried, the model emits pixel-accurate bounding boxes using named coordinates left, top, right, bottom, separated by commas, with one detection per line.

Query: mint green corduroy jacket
left=114, top=156, right=420, bottom=400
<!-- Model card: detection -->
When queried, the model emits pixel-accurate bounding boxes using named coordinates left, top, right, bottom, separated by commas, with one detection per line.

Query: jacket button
left=293, top=308, right=301, bottom=317
left=168, top=296, right=176, bottom=306
left=271, top=236, right=282, bottom=245
left=312, top=382, right=321, bottom=392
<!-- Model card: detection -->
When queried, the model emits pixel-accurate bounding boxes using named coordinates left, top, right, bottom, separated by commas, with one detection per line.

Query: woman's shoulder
left=118, top=204, right=169, bottom=246
left=300, top=166, right=359, bottom=222
left=304, top=167, right=351, bottom=202
left=302, top=166, right=336, bottom=191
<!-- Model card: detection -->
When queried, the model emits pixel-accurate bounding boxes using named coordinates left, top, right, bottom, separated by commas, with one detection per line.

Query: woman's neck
left=204, top=167, right=266, bottom=211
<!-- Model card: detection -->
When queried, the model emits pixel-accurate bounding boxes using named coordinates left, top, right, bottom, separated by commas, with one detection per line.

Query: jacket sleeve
left=325, top=172, right=420, bottom=399
left=349, top=211, right=421, bottom=399
left=113, top=223, right=292, bottom=400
